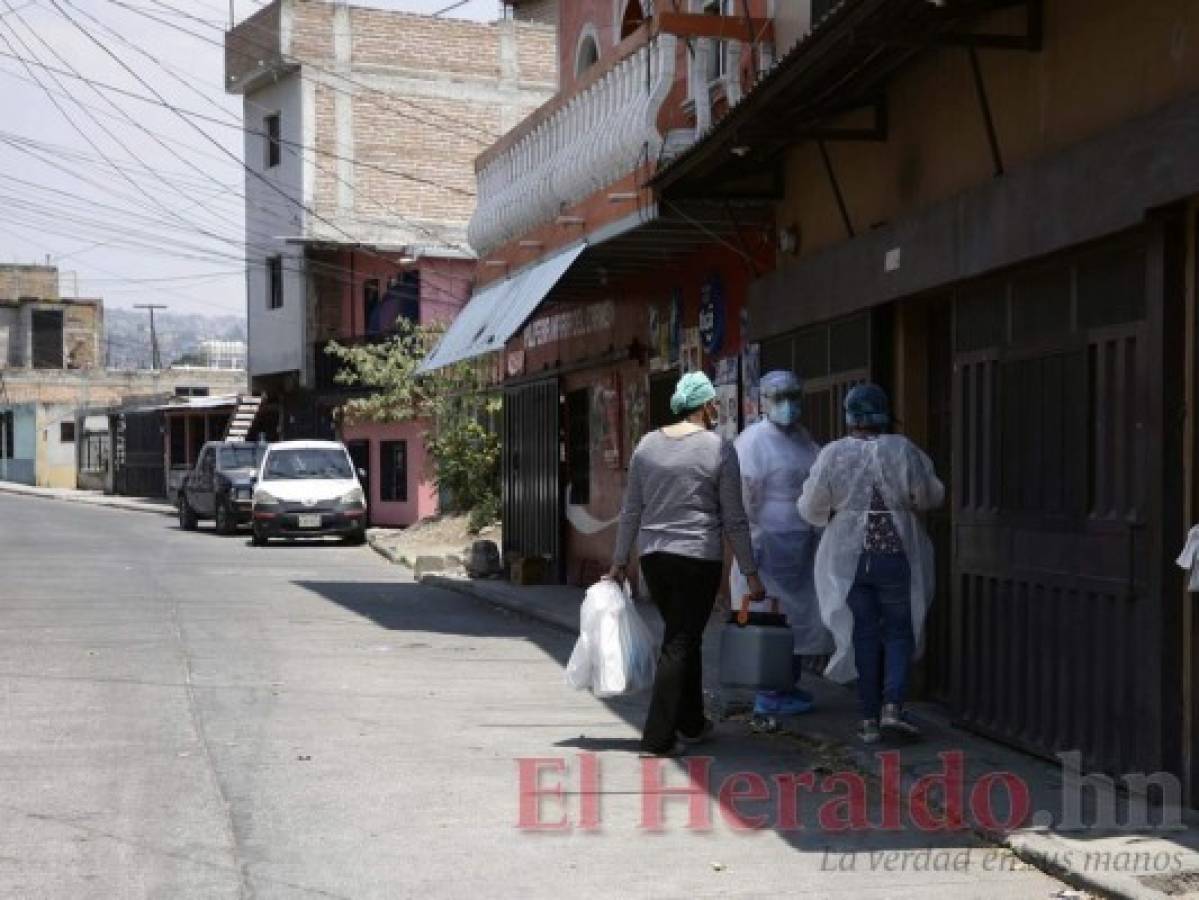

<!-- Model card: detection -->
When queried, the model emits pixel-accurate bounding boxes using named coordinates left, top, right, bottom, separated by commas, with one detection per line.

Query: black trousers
left=639, top=552, right=723, bottom=752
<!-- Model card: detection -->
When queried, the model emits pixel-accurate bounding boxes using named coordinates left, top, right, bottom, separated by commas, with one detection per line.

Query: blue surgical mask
left=767, top=399, right=802, bottom=428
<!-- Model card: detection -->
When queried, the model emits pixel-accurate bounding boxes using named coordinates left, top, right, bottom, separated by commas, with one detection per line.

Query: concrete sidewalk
left=427, top=574, right=1199, bottom=900
left=0, top=481, right=174, bottom=516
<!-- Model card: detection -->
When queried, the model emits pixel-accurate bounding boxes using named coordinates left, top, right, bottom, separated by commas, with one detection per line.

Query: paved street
left=0, top=494, right=1071, bottom=899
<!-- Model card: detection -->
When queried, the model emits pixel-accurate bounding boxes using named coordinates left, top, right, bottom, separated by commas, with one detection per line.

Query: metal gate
left=503, top=379, right=561, bottom=578
left=948, top=237, right=1165, bottom=775
left=114, top=410, right=165, bottom=499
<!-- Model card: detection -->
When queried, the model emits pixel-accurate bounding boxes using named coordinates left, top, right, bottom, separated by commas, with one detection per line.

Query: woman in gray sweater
left=609, top=372, right=765, bottom=756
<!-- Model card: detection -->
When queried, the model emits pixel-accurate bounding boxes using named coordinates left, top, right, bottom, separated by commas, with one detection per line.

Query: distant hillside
left=105, top=308, right=246, bottom=370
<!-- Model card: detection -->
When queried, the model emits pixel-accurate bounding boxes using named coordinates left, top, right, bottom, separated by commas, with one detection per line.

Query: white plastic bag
left=565, top=579, right=656, bottom=698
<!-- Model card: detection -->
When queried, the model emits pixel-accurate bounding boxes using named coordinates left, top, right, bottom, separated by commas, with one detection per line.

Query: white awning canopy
left=419, top=243, right=587, bottom=373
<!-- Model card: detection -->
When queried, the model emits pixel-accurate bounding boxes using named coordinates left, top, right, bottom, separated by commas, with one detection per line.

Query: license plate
left=297, top=514, right=322, bottom=528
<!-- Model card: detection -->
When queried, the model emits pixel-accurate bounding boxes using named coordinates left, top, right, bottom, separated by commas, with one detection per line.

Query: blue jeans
left=847, top=552, right=913, bottom=720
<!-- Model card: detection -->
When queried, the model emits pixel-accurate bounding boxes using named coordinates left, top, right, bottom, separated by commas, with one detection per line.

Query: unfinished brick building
left=0, top=264, right=102, bottom=371
left=224, top=0, right=556, bottom=525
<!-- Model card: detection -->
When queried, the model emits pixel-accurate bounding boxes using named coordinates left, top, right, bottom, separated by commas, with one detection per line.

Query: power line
left=0, top=45, right=476, bottom=198
left=0, top=18, right=470, bottom=299
left=0, top=6, right=480, bottom=307
left=0, top=2, right=257, bottom=269
left=53, top=0, right=474, bottom=259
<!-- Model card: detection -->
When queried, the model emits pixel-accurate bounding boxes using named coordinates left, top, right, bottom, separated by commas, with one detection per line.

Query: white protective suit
left=797, top=434, right=945, bottom=683
left=730, top=419, right=833, bottom=655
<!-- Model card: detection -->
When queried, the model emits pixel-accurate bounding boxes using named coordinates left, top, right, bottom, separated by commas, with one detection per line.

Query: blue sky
left=0, top=0, right=501, bottom=317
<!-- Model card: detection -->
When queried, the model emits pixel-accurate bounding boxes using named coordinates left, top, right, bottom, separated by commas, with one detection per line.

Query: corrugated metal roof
left=419, top=244, right=587, bottom=373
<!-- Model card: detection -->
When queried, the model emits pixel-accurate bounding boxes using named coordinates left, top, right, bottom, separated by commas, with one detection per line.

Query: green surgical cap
left=670, top=371, right=717, bottom=416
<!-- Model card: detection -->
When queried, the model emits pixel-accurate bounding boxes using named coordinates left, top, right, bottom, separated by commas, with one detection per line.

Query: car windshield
left=263, top=448, right=352, bottom=481
left=219, top=446, right=266, bottom=469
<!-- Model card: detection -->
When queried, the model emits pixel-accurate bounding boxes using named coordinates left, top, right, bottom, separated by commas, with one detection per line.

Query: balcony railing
left=467, top=28, right=681, bottom=255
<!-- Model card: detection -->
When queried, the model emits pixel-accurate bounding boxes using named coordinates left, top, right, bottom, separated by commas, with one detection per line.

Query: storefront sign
left=523, top=301, right=615, bottom=349
left=592, top=374, right=622, bottom=470
left=742, top=343, right=761, bottom=426
left=714, top=356, right=739, bottom=441
left=623, top=377, right=647, bottom=464
left=699, top=274, right=726, bottom=356
left=681, top=326, right=702, bottom=373
left=506, top=349, right=526, bottom=377
left=649, top=291, right=684, bottom=372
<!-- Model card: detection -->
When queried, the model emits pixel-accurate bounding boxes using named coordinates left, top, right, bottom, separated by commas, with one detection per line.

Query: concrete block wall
left=0, top=265, right=58, bottom=302
left=63, top=301, right=101, bottom=370
left=0, top=306, right=14, bottom=366
left=225, top=0, right=283, bottom=88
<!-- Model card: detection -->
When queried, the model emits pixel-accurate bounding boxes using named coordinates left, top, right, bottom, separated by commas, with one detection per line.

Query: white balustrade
left=467, top=33, right=681, bottom=256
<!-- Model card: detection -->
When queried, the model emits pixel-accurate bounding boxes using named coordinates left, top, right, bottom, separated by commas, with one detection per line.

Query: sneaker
left=858, top=718, right=882, bottom=745
left=881, top=703, right=922, bottom=738
left=639, top=741, right=686, bottom=758
left=754, top=691, right=813, bottom=717
left=677, top=718, right=715, bottom=745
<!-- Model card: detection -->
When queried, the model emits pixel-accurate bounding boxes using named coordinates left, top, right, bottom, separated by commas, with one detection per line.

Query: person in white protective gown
left=729, top=371, right=833, bottom=726
left=797, top=383, right=944, bottom=745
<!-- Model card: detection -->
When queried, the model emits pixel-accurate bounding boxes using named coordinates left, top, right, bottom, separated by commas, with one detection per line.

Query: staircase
left=224, top=395, right=263, bottom=442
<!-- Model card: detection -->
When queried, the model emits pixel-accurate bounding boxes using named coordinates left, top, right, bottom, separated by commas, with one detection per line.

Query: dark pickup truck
left=178, top=441, right=267, bottom=535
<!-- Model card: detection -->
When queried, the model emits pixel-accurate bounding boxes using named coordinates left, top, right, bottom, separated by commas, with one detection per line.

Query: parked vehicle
left=250, top=440, right=367, bottom=546
left=178, top=441, right=268, bottom=535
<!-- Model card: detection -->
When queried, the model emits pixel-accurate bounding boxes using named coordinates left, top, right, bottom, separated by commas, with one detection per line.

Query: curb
left=423, top=575, right=579, bottom=635
left=0, top=483, right=175, bottom=517
left=366, top=533, right=407, bottom=567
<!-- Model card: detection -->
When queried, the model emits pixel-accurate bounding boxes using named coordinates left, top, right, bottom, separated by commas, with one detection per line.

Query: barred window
left=380, top=441, right=408, bottom=503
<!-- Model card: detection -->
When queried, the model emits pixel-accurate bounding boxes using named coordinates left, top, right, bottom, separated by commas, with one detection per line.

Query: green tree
left=326, top=321, right=501, bottom=533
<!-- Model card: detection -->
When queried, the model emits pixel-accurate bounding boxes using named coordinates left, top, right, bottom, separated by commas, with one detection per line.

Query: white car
left=251, top=440, right=367, bottom=546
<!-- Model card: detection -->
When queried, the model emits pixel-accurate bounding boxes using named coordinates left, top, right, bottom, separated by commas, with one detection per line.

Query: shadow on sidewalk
left=292, top=577, right=1164, bottom=892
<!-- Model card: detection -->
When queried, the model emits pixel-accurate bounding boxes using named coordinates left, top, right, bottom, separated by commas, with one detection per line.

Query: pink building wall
left=332, top=252, right=473, bottom=340
left=333, top=251, right=473, bottom=528
left=341, top=418, right=439, bottom=527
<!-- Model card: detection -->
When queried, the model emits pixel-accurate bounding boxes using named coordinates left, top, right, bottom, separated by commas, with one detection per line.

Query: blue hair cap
left=844, top=382, right=891, bottom=428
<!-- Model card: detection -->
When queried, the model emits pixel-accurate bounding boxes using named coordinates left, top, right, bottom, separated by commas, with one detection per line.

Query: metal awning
left=419, top=243, right=587, bottom=373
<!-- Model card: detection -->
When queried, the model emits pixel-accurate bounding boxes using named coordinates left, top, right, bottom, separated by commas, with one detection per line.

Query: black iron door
left=503, top=379, right=561, bottom=578
left=345, top=440, right=371, bottom=526
left=117, top=410, right=165, bottom=499
left=949, top=238, right=1165, bottom=776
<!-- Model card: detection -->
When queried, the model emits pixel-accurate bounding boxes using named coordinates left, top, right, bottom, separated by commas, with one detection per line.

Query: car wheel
left=215, top=500, right=235, bottom=536
left=343, top=528, right=366, bottom=546
left=178, top=496, right=198, bottom=531
left=251, top=525, right=269, bottom=547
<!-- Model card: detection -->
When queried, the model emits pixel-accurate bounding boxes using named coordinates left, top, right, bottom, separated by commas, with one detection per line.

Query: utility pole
left=134, top=304, right=167, bottom=370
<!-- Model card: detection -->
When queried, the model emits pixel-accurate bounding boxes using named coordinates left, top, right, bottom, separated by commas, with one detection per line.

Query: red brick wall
left=313, top=83, right=337, bottom=213
left=349, top=8, right=501, bottom=79
left=351, top=96, right=500, bottom=228
left=282, top=4, right=556, bottom=243
left=290, top=0, right=335, bottom=61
